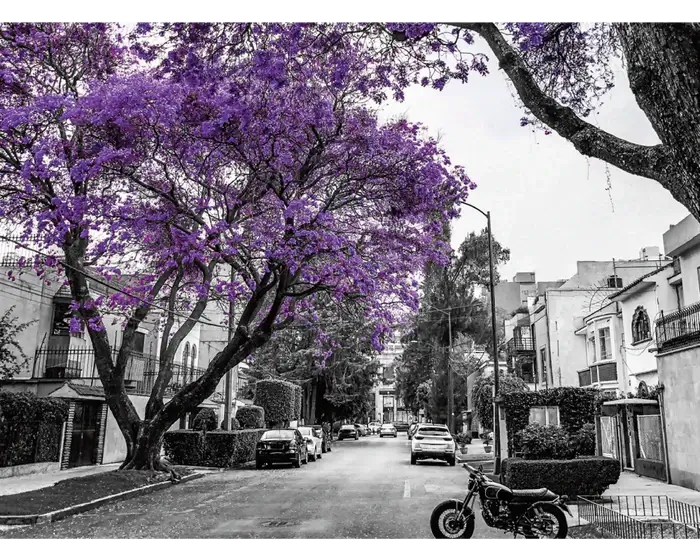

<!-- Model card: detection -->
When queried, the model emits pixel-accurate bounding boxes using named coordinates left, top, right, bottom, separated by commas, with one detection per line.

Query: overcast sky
left=381, top=37, right=689, bottom=284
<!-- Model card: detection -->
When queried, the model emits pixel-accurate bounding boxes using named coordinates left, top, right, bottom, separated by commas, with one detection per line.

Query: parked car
left=368, top=421, right=381, bottom=434
left=379, top=423, right=397, bottom=438
left=307, top=424, right=332, bottom=453
left=256, top=429, right=309, bottom=469
left=297, top=426, right=323, bottom=461
left=394, top=422, right=410, bottom=433
left=354, top=423, right=369, bottom=436
left=338, top=424, right=359, bottom=440
left=410, top=424, right=456, bottom=466
left=407, top=422, right=420, bottom=440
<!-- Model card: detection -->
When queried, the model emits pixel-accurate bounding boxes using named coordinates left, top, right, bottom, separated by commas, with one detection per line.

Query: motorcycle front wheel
left=430, top=500, right=475, bottom=539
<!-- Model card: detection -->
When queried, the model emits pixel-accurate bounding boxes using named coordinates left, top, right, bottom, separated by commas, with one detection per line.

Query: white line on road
left=403, top=479, right=411, bottom=498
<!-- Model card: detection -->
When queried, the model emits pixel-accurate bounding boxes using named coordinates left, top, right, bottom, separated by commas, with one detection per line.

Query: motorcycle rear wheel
left=522, top=503, right=568, bottom=539
left=430, top=500, right=475, bottom=539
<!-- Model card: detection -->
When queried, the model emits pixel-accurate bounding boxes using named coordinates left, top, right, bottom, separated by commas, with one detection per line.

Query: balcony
left=578, top=362, right=618, bottom=387
left=32, top=347, right=207, bottom=396
left=655, top=301, right=700, bottom=353
left=506, top=325, right=535, bottom=354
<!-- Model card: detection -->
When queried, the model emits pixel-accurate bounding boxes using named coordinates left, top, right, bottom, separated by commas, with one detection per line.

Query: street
left=2, top=434, right=507, bottom=539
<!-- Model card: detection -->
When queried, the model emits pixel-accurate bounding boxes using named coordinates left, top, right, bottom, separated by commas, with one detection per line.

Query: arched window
left=632, top=306, right=651, bottom=343
left=190, top=345, right=198, bottom=382
left=637, top=381, right=649, bottom=398
left=182, top=342, right=190, bottom=384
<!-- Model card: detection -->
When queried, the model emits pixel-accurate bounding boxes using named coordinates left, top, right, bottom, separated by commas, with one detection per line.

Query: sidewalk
left=0, top=463, right=122, bottom=497
left=604, top=470, right=700, bottom=506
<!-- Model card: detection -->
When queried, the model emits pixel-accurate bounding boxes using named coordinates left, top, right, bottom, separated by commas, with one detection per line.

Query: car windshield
left=261, top=430, right=296, bottom=440
left=418, top=427, right=450, bottom=437
left=341, top=425, right=355, bottom=429
left=381, top=424, right=394, bottom=428
left=298, top=428, right=313, bottom=436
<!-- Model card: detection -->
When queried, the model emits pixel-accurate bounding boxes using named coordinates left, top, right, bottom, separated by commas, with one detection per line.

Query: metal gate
left=635, top=414, right=666, bottom=480
left=600, top=415, right=619, bottom=459
left=68, top=401, right=100, bottom=468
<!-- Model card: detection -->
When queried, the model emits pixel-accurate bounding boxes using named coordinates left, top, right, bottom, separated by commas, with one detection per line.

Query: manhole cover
left=261, top=520, right=293, bottom=527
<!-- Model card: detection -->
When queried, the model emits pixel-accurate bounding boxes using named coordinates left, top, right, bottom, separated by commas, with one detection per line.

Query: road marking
left=403, top=479, right=411, bottom=498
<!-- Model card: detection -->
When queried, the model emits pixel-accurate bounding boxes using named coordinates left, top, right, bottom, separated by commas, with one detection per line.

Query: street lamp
left=461, top=203, right=502, bottom=475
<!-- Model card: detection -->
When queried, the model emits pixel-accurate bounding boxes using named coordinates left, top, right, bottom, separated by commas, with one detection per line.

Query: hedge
left=501, top=387, right=600, bottom=455
left=292, top=384, right=302, bottom=421
left=191, top=408, right=218, bottom=431
left=221, top=417, right=240, bottom=430
left=254, top=379, right=296, bottom=427
left=0, top=391, right=68, bottom=467
left=236, top=405, right=265, bottom=428
left=502, top=457, right=621, bottom=497
left=163, top=429, right=267, bottom=468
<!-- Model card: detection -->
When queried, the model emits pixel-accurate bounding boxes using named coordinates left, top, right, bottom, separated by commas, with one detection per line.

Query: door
left=600, top=415, right=619, bottom=459
left=68, top=401, right=100, bottom=468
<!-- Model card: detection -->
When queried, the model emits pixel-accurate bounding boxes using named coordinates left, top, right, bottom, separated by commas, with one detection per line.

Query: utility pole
left=447, top=310, right=454, bottom=433
left=223, top=266, right=235, bottom=430
left=486, top=211, right=502, bottom=475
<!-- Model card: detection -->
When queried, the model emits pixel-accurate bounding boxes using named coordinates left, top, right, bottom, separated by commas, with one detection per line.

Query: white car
left=410, top=424, right=456, bottom=466
left=379, top=423, right=397, bottom=438
left=298, top=426, right=323, bottom=462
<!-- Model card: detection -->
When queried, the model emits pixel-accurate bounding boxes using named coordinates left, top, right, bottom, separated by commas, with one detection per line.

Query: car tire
left=317, top=449, right=322, bottom=460
left=293, top=457, right=301, bottom=468
left=256, top=459, right=264, bottom=469
left=322, top=443, right=326, bottom=453
left=355, top=435, right=358, bottom=440
left=411, top=453, right=417, bottom=465
left=309, top=452, right=316, bottom=462
left=448, top=457, right=456, bottom=467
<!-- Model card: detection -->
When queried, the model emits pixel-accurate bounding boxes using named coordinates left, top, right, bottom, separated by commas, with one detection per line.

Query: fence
left=0, top=234, right=59, bottom=267
left=32, top=347, right=209, bottom=396
left=577, top=495, right=700, bottom=539
left=656, top=302, right=700, bottom=352
left=0, top=420, right=65, bottom=468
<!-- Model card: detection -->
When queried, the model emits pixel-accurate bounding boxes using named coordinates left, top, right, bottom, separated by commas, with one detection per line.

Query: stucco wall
left=618, top=286, right=660, bottom=392
left=657, top=345, right=700, bottom=491
left=546, top=291, right=592, bottom=387
left=678, top=247, right=700, bottom=306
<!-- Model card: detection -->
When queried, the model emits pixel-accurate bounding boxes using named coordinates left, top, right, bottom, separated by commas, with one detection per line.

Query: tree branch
left=450, top=22, right=674, bottom=183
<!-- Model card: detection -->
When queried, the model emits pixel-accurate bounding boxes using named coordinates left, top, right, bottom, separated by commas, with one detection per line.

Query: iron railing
left=32, top=347, right=208, bottom=396
left=577, top=495, right=700, bottom=539
left=506, top=326, right=535, bottom=353
left=655, top=302, right=700, bottom=352
left=0, top=234, right=58, bottom=267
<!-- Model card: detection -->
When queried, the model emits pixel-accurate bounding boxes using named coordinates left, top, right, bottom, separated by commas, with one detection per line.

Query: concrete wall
left=618, top=285, right=660, bottom=392
left=657, top=344, right=700, bottom=491
left=544, top=291, right=591, bottom=387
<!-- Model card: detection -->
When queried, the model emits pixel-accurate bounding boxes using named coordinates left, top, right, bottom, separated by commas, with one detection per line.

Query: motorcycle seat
left=510, top=488, right=558, bottom=502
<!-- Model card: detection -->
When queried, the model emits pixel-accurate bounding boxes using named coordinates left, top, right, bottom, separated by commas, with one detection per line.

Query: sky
left=381, top=37, right=689, bottom=284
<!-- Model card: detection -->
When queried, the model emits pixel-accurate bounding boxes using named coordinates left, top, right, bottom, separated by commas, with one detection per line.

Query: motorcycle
left=430, top=464, right=572, bottom=539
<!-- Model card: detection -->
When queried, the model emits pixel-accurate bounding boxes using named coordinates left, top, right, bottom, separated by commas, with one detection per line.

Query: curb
left=172, top=461, right=255, bottom=471
left=0, top=472, right=204, bottom=526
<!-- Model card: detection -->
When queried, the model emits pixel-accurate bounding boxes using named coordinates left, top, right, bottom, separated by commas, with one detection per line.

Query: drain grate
left=260, top=520, right=293, bottom=527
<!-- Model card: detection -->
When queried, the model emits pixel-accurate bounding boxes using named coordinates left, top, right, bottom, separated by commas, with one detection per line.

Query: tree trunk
left=310, top=381, right=317, bottom=424
left=120, top=420, right=168, bottom=471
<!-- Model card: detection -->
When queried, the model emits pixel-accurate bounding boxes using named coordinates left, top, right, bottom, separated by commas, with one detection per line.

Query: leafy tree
left=0, top=24, right=470, bottom=470
left=471, top=372, right=529, bottom=432
left=0, top=306, right=36, bottom=380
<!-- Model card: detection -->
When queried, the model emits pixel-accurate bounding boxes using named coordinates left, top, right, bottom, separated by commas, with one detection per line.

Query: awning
left=602, top=398, right=658, bottom=406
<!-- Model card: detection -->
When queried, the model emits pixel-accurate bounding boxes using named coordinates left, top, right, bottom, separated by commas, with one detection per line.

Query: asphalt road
left=2, top=434, right=508, bottom=539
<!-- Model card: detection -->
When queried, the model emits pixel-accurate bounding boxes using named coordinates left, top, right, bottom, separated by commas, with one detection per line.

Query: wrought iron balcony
left=656, top=302, right=700, bottom=352
left=506, top=325, right=535, bottom=354
left=32, top=347, right=207, bottom=396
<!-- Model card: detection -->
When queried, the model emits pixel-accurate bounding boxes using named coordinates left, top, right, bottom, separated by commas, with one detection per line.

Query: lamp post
left=462, top=203, right=502, bottom=475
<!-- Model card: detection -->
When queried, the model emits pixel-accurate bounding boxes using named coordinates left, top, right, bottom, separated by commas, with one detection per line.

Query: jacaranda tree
left=0, top=24, right=473, bottom=470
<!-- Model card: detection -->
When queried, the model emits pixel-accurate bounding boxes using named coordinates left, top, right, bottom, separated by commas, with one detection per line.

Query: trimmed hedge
left=502, top=387, right=600, bottom=455
left=292, top=384, right=302, bottom=421
left=236, top=405, right=265, bottom=428
left=0, top=391, right=68, bottom=467
left=254, top=379, right=296, bottom=427
left=515, top=424, right=575, bottom=460
left=163, top=429, right=267, bottom=468
left=502, top=457, right=621, bottom=497
left=191, top=408, right=218, bottom=432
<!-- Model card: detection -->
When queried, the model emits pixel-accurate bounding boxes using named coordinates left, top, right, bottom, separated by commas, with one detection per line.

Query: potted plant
left=455, top=433, right=472, bottom=454
left=480, top=431, right=493, bottom=454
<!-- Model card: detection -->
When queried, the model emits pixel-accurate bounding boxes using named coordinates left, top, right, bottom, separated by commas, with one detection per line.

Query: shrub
left=515, top=423, right=575, bottom=460
left=254, top=379, right=296, bottom=427
left=502, top=387, right=600, bottom=456
left=292, top=384, right=302, bottom=421
left=0, top=391, right=69, bottom=467
left=220, top=417, right=241, bottom=430
left=455, top=433, right=472, bottom=446
left=162, top=431, right=204, bottom=466
left=236, top=405, right=265, bottom=428
left=571, top=423, right=597, bottom=457
left=502, top=457, right=621, bottom=497
left=191, top=408, right=218, bottom=432
left=163, top=429, right=267, bottom=467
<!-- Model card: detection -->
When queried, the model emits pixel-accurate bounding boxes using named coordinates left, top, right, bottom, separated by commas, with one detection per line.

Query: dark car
left=256, top=429, right=309, bottom=469
left=307, top=424, right=332, bottom=453
left=394, top=422, right=410, bottom=433
left=338, top=424, right=359, bottom=440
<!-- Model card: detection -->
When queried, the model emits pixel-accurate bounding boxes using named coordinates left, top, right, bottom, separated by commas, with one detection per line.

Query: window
left=133, top=332, right=145, bottom=354
left=599, top=327, right=612, bottom=360
left=51, top=301, right=74, bottom=336
left=632, top=306, right=651, bottom=343
left=588, top=334, right=597, bottom=363
left=182, top=342, right=190, bottom=379
left=539, top=347, right=547, bottom=383
left=606, top=276, right=623, bottom=289
left=675, top=283, right=685, bottom=310
left=529, top=406, right=560, bottom=426
left=190, top=344, right=197, bottom=371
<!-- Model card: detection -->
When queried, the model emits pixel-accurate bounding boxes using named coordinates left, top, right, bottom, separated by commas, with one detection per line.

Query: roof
left=610, top=262, right=673, bottom=300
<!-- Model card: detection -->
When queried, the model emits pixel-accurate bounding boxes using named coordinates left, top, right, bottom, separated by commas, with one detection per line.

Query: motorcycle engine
left=481, top=500, right=510, bottom=529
